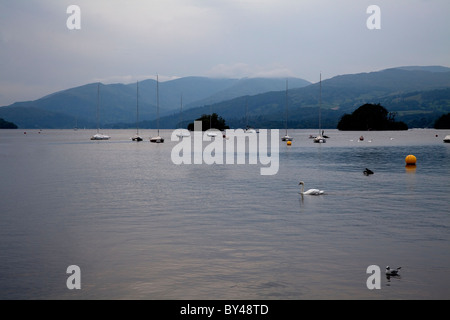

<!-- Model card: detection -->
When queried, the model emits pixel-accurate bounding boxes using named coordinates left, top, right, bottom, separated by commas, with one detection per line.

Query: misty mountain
left=186, top=77, right=311, bottom=108
left=0, top=77, right=310, bottom=129
left=1, top=66, right=450, bottom=129
left=150, top=67, right=450, bottom=130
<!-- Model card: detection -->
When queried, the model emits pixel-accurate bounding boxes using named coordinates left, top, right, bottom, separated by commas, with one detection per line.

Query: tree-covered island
left=434, top=113, right=450, bottom=129
left=187, top=113, right=230, bottom=131
left=337, top=103, right=408, bottom=131
left=0, top=118, right=18, bottom=129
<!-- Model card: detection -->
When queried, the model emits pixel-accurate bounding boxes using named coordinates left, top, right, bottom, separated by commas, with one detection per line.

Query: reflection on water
left=0, top=129, right=450, bottom=299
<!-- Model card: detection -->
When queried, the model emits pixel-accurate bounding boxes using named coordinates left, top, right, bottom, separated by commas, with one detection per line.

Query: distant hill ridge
left=1, top=66, right=449, bottom=129
left=0, top=77, right=310, bottom=129
left=155, top=66, right=450, bottom=129
left=391, top=66, right=450, bottom=73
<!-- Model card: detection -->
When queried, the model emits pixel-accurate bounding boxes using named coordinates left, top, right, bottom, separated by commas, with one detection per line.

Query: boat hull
left=90, top=134, right=110, bottom=140
left=313, top=135, right=326, bottom=143
left=150, top=136, right=164, bottom=143
left=444, top=135, right=450, bottom=143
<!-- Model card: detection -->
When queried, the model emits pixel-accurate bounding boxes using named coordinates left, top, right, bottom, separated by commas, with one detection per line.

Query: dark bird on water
left=385, top=266, right=401, bottom=276
left=363, top=168, right=374, bottom=176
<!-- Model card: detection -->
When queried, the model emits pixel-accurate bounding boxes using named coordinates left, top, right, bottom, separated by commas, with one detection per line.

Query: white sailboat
left=90, top=83, right=110, bottom=141
left=176, top=94, right=190, bottom=138
left=150, top=75, right=164, bottom=143
left=313, top=73, right=326, bottom=144
left=206, top=131, right=218, bottom=137
left=131, top=81, right=143, bottom=141
left=281, top=79, right=293, bottom=141
left=206, top=121, right=218, bottom=137
left=444, top=135, right=450, bottom=143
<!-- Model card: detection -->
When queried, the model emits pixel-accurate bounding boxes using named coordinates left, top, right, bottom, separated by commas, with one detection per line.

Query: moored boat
left=150, top=75, right=164, bottom=143
left=90, top=84, right=110, bottom=141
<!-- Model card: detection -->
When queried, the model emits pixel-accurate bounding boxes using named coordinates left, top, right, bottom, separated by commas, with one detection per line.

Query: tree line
left=0, top=118, right=18, bottom=129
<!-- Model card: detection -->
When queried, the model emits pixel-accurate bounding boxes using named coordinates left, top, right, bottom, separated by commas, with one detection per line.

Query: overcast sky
left=0, top=0, right=449, bottom=106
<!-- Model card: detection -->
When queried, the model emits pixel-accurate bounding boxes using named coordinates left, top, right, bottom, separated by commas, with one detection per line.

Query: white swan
left=299, top=181, right=324, bottom=195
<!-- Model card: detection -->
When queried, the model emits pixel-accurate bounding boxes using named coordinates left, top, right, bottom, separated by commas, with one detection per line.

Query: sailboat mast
left=149, top=74, right=164, bottom=143
left=285, top=79, right=288, bottom=136
left=180, top=94, right=183, bottom=128
left=319, top=73, right=322, bottom=135
left=96, top=83, right=100, bottom=133
left=136, top=81, right=139, bottom=135
left=156, top=75, right=160, bottom=136
left=246, top=98, right=249, bottom=129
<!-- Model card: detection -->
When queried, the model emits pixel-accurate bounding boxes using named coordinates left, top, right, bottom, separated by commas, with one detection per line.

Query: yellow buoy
left=287, top=141, right=292, bottom=146
left=405, top=154, right=417, bottom=165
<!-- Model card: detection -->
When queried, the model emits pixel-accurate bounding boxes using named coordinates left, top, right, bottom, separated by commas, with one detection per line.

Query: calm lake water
left=1, top=128, right=450, bottom=300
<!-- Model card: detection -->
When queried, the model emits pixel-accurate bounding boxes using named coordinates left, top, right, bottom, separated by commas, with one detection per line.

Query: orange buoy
left=405, top=154, right=417, bottom=166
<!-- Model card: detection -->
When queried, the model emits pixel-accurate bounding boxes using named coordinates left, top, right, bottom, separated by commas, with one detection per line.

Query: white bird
left=385, top=266, right=401, bottom=276
left=299, top=181, right=324, bottom=195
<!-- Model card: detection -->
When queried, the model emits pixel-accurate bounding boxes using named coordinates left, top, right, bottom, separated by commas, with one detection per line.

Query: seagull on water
left=385, top=266, right=401, bottom=276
